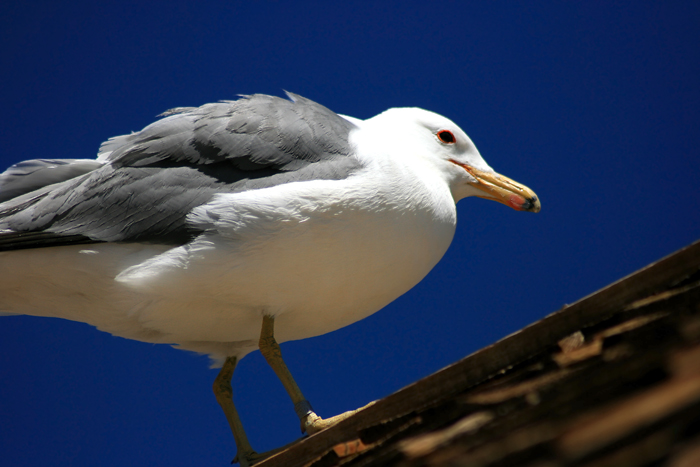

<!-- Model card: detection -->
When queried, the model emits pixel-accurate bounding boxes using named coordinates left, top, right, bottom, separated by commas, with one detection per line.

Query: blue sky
left=1, top=2, right=698, bottom=465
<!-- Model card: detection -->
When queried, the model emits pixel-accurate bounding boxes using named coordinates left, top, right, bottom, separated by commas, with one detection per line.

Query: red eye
left=437, top=130, right=456, bottom=144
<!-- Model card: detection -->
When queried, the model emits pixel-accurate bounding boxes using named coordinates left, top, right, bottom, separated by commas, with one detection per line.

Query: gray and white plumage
left=0, top=93, right=359, bottom=248
left=0, top=92, right=539, bottom=364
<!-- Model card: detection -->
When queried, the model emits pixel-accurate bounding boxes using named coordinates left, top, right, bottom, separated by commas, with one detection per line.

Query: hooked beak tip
left=509, top=194, right=541, bottom=213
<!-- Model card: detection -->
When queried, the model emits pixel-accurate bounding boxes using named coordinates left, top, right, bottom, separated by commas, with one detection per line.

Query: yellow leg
left=213, top=356, right=262, bottom=467
left=213, top=315, right=372, bottom=465
left=258, top=315, right=372, bottom=435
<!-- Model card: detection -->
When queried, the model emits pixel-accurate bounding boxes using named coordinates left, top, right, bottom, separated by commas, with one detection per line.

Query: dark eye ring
left=437, top=130, right=456, bottom=144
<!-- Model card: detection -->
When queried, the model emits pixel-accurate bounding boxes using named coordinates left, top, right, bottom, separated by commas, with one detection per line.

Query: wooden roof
left=259, top=240, right=700, bottom=467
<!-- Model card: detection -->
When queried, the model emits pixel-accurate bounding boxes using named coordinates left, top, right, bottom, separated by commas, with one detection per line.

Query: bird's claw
left=302, top=401, right=377, bottom=435
left=232, top=450, right=267, bottom=467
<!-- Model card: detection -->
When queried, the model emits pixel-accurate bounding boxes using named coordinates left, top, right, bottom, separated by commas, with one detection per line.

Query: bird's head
left=360, top=108, right=541, bottom=213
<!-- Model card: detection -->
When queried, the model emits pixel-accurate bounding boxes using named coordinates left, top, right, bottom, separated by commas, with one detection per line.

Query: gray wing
left=0, top=93, right=360, bottom=251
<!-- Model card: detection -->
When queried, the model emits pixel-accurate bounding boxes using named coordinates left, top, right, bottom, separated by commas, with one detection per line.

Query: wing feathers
left=0, top=93, right=360, bottom=250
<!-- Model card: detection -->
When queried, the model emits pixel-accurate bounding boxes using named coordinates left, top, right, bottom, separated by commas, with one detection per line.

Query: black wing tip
left=0, top=231, right=102, bottom=252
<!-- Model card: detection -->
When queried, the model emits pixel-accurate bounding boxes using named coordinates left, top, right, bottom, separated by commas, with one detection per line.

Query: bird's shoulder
left=99, top=93, right=357, bottom=169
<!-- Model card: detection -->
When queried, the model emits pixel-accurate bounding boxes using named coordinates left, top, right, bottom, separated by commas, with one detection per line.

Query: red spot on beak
left=508, top=194, right=527, bottom=210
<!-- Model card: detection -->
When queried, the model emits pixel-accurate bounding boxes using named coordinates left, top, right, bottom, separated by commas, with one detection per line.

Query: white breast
left=0, top=133, right=460, bottom=363
left=115, top=163, right=457, bottom=347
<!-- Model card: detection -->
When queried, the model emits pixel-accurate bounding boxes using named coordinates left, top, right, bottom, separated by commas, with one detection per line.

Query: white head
left=355, top=108, right=540, bottom=212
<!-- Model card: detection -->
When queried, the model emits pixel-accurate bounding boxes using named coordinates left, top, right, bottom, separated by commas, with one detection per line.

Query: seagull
left=0, top=92, right=540, bottom=465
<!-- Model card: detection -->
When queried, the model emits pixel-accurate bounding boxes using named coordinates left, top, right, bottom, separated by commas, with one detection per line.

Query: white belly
left=0, top=175, right=457, bottom=361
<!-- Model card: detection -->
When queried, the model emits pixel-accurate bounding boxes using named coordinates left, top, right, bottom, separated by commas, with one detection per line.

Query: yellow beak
left=450, top=160, right=541, bottom=212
